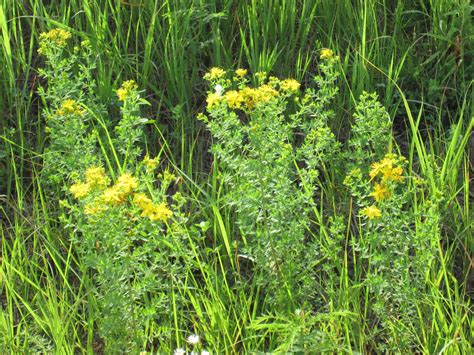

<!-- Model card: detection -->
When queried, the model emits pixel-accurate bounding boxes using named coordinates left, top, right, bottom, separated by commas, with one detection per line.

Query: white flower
left=186, top=334, right=200, bottom=345
left=174, top=348, right=186, bottom=355
left=201, top=351, right=210, bottom=355
left=214, top=84, right=223, bottom=96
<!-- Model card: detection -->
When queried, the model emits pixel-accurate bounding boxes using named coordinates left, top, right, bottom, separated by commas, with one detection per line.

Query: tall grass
left=1, top=0, right=472, bottom=353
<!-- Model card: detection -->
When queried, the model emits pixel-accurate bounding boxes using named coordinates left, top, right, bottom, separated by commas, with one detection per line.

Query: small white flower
left=174, top=348, right=186, bottom=355
left=201, top=351, right=210, bottom=355
left=214, top=84, right=223, bottom=96
left=186, top=334, right=200, bottom=345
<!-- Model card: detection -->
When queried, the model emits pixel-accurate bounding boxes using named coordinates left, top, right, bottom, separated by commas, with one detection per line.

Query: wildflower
left=235, top=68, right=247, bottom=77
left=224, top=90, right=244, bottom=109
left=201, top=351, right=210, bottom=355
left=117, top=80, right=138, bottom=101
left=101, top=173, right=138, bottom=205
left=204, top=67, right=225, bottom=80
left=143, top=155, right=159, bottom=169
left=240, top=87, right=258, bottom=108
left=85, top=166, right=108, bottom=188
left=70, top=181, right=90, bottom=199
left=186, top=334, right=200, bottom=345
left=320, top=48, right=334, bottom=60
left=206, top=92, right=222, bottom=108
left=38, top=28, right=71, bottom=54
left=133, top=193, right=152, bottom=209
left=257, top=84, right=279, bottom=102
left=56, top=99, right=84, bottom=117
left=371, top=182, right=391, bottom=201
left=174, top=349, right=186, bottom=355
left=369, top=156, right=404, bottom=182
left=383, top=166, right=404, bottom=182
left=280, top=78, right=300, bottom=92
left=116, top=173, right=138, bottom=193
left=101, top=186, right=124, bottom=205
left=134, top=193, right=173, bottom=222
left=361, top=205, right=382, bottom=219
left=238, top=85, right=277, bottom=109
left=141, top=202, right=173, bottom=222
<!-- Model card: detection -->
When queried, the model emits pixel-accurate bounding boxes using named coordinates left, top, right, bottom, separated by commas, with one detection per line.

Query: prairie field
left=0, top=0, right=473, bottom=353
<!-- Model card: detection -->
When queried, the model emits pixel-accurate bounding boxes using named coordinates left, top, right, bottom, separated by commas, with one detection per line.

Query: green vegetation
left=1, top=0, right=472, bottom=353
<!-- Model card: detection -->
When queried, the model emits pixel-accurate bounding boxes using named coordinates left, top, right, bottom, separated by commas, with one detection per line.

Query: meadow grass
left=0, top=0, right=472, bottom=353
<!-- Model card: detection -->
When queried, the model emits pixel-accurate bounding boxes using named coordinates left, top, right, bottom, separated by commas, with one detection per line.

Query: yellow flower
left=369, top=157, right=393, bottom=179
left=235, top=68, right=247, bottom=77
left=204, top=67, right=226, bottom=80
left=224, top=90, right=244, bottom=109
left=320, top=48, right=334, bottom=60
left=369, top=156, right=404, bottom=183
left=117, top=80, right=138, bottom=101
left=361, top=205, right=382, bottom=219
left=133, top=193, right=152, bottom=209
left=38, top=29, right=71, bottom=54
left=101, top=187, right=124, bottom=205
left=116, top=173, right=138, bottom=193
left=70, top=182, right=91, bottom=199
left=383, top=166, right=404, bottom=182
left=141, top=202, right=173, bottom=222
left=371, top=183, right=391, bottom=201
left=280, top=78, right=300, bottom=92
left=133, top=191, right=173, bottom=222
left=240, top=87, right=258, bottom=108
left=143, top=155, right=159, bottom=169
left=85, top=166, right=108, bottom=188
left=257, top=84, right=279, bottom=102
left=101, top=173, right=138, bottom=205
left=206, top=92, right=222, bottom=108
left=56, top=99, right=84, bottom=117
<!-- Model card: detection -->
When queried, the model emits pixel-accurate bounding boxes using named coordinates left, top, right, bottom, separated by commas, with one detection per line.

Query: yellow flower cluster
left=101, top=173, right=138, bottom=205
left=235, top=68, right=248, bottom=77
left=70, top=166, right=108, bottom=199
left=360, top=155, right=406, bottom=220
left=133, top=193, right=172, bottom=222
left=369, top=156, right=404, bottom=182
left=205, top=69, right=302, bottom=110
left=371, top=182, right=391, bottom=202
left=38, top=29, right=71, bottom=54
left=320, top=48, right=334, bottom=60
left=206, top=92, right=222, bottom=108
left=117, top=80, right=138, bottom=101
left=85, top=166, right=109, bottom=187
left=224, top=90, right=245, bottom=109
left=204, top=67, right=226, bottom=81
left=361, top=205, right=382, bottom=219
left=143, top=155, right=159, bottom=169
left=56, top=99, right=84, bottom=117
left=280, top=78, right=300, bottom=92
left=206, top=83, right=280, bottom=110
left=69, top=163, right=175, bottom=221
left=70, top=181, right=91, bottom=199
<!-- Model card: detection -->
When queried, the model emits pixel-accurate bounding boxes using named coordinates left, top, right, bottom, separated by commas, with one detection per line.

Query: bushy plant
left=200, top=51, right=342, bottom=310
left=38, top=29, right=192, bottom=352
